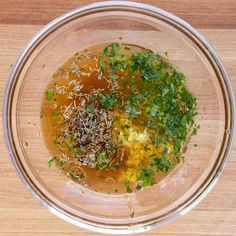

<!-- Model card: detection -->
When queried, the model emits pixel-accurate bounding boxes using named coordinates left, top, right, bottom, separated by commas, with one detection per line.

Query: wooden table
left=0, top=1, right=236, bottom=235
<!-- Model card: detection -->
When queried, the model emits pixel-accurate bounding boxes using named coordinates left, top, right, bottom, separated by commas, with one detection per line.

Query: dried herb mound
left=54, top=91, right=118, bottom=170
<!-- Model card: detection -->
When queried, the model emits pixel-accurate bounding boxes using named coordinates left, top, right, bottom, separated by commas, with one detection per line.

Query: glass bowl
left=3, top=1, right=235, bottom=234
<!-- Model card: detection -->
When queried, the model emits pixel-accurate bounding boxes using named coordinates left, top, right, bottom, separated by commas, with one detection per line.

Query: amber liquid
left=41, top=44, right=166, bottom=194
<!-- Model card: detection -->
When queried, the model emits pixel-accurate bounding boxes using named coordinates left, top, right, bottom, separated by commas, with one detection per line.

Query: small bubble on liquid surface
left=50, top=101, right=58, bottom=109
left=23, top=140, right=30, bottom=149
left=105, top=177, right=115, bottom=185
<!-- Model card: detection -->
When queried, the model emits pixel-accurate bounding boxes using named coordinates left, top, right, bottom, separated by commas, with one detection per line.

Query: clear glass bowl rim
left=3, top=1, right=236, bottom=234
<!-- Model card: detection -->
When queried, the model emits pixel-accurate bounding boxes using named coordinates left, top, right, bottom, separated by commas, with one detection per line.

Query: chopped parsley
left=48, top=156, right=56, bottom=167
left=85, top=104, right=95, bottom=113
left=69, top=168, right=85, bottom=181
left=98, top=42, right=198, bottom=191
left=124, top=180, right=132, bottom=193
left=137, top=166, right=156, bottom=187
left=98, top=92, right=118, bottom=110
left=121, top=124, right=130, bottom=130
left=97, top=151, right=110, bottom=170
left=52, top=111, right=58, bottom=123
left=45, top=87, right=54, bottom=100
left=151, top=156, right=171, bottom=172
left=144, top=145, right=151, bottom=152
left=48, top=156, right=67, bottom=170
left=136, top=184, right=143, bottom=191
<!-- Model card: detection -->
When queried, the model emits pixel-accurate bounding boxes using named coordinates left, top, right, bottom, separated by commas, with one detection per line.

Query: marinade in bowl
left=42, top=42, right=199, bottom=194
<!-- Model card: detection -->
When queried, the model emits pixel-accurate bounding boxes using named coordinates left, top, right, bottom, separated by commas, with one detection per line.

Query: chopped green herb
left=69, top=168, right=85, bottom=182
left=124, top=180, right=132, bottom=193
left=45, top=87, right=54, bottom=100
left=57, top=159, right=67, bottom=170
left=162, top=87, right=169, bottom=97
left=136, top=184, right=143, bottom=191
left=80, top=146, right=87, bottom=152
left=97, top=151, right=110, bottom=170
left=99, top=92, right=118, bottom=110
left=48, top=156, right=57, bottom=167
left=72, top=147, right=82, bottom=153
left=124, top=104, right=140, bottom=117
left=144, top=145, right=151, bottom=152
left=152, top=137, right=162, bottom=145
left=113, top=160, right=121, bottom=170
left=52, top=111, right=58, bottom=122
left=86, top=104, right=95, bottom=113
left=137, top=166, right=155, bottom=187
left=150, top=105, right=159, bottom=117
left=151, top=156, right=170, bottom=172
left=121, top=124, right=130, bottom=130
left=48, top=156, right=67, bottom=170
left=192, top=124, right=200, bottom=135
left=110, top=74, right=119, bottom=80
left=164, top=51, right=169, bottom=56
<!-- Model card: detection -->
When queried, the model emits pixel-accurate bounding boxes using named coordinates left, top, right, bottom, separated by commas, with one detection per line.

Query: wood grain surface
left=0, top=1, right=236, bottom=235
